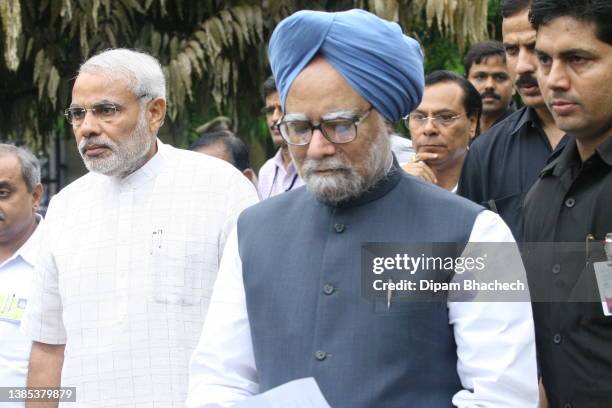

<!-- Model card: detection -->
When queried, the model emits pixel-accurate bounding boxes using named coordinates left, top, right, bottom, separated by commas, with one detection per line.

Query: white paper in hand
left=232, top=377, right=331, bottom=408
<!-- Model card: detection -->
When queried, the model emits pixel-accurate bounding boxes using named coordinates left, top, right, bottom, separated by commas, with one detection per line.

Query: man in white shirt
left=0, top=144, right=43, bottom=407
left=257, top=76, right=305, bottom=199
left=22, top=49, right=258, bottom=407
left=188, top=9, right=537, bottom=408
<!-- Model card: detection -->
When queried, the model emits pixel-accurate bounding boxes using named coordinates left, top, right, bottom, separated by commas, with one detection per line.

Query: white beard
left=78, top=110, right=153, bottom=178
left=296, top=132, right=391, bottom=204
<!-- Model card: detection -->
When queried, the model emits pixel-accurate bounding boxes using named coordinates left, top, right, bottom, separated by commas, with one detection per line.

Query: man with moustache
left=464, top=41, right=516, bottom=133
left=458, top=0, right=568, bottom=240
left=522, top=0, right=612, bottom=406
left=0, top=144, right=43, bottom=408
left=21, top=49, right=258, bottom=407
left=257, top=76, right=304, bottom=199
left=188, top=10, right=537, bottom=408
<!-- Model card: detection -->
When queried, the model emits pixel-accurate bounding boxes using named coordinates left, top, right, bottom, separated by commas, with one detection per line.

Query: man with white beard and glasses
left=21, top=49, right=258, bottom=407
left=188, top=9, right=538, bottom=408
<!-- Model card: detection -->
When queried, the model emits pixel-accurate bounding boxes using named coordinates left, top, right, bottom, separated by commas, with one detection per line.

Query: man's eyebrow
left=69, top=99, right=117, bottom=108
left=0, top=181, right=13, bottom=189
left=321, top=109, right=360, bottom=121
left=413, top=108, right=457, bottom=115
left=284, top=112, right=309, bottom=121
left=559, top=48, right=598, bottom=59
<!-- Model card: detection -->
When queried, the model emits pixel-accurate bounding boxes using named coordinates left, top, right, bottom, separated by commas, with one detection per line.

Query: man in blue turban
left=188, top=9, right=538, bottom=408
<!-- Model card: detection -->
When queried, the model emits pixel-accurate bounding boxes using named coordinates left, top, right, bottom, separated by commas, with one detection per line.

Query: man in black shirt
left=522, top=0, right=612, bottom=406
left=458, top=0, right=567, bottom=240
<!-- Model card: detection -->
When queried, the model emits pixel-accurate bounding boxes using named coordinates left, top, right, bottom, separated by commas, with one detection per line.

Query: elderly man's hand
left=402, top=152, right=438, bottom=184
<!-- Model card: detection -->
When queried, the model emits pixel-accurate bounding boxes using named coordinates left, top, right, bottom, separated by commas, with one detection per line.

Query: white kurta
left=0, top=216, right=42, bottom=408
left=22, top=140, right=259, bottom=407
left=187, top=210, right=539, bottom=408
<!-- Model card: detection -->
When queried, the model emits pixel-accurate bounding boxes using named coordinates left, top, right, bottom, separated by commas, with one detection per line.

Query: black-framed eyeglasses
left=404, top=112, right=464, bottom=128
left=64, top=94, right=151, bottom=125
left=275, top=106, right=373, bottom=146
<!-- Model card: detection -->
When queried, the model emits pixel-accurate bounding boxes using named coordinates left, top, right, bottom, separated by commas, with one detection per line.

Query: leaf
left=92, top=0, right=101, bottom=30
left=150, top=30, right=161, bottom=55
left=33, top=49, right=45, bottom=84
left=0, top=0, right=23, bottom=71
left=47, top=66, right=61, bottom=108
left=105, top=23, right=117, bottom=48
left=169, top=36, right=179, bottom=60
left=184, top=47, right=202, bottom=77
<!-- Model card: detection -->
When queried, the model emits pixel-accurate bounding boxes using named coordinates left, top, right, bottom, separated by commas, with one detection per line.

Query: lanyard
left=267, top=166, right=299, bottom=198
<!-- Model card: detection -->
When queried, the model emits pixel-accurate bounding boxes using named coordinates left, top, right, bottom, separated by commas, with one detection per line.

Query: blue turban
left=268, top=9, right=424, bottom=122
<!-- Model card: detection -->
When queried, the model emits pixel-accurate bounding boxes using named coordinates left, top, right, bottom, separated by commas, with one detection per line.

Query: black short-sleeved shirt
left=458, top=106, right=568, bottom=240
left=522, top=136, right=612, bottom=408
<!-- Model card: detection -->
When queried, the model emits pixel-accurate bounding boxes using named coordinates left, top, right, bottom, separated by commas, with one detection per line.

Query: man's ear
left=242, top=168, right=257, bottom=185
left=147, top=97, right=167, bottom=133
left=468, top=115, right=478, bottom=139
left=31, top=183, right=43, bottom=211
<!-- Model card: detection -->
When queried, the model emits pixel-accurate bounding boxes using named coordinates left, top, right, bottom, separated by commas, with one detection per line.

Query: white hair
left=0, top=144, right=41, bottom=192
left=79, top=48, right=166, bottom=100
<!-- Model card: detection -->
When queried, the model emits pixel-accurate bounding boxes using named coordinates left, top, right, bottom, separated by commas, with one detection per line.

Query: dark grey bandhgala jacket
left=237, top=161, right=483, bottom=408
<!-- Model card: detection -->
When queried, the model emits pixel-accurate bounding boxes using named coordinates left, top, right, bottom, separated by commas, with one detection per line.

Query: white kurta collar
left=116, top=139, right=167, bottom=191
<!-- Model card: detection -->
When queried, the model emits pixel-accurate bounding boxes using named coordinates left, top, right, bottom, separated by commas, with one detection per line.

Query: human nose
left=546, top=60, right=570, bottom=91
left=422, top=116, right=439, bottom=134
left=516, top=48, right=537, bottom=75
left=306, top=127, right=336, bottom=159
left=485, top=76, right=496, bottom=90
left=76, top=110, right=102, bottom=138
left=271, top=106, right=282, bottom=124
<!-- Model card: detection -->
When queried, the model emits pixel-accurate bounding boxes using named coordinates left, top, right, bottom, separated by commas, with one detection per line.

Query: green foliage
left=0, top=0, right=499, bottom=168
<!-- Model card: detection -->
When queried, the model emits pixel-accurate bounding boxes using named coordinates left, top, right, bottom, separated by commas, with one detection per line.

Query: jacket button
left=552, top=264, right=561, bottom=274
left=564, top=197, right=575, bottom=208
left=323, top=284, right=335, bottom=295
left=553, top=333, right=562, bottom=344
left=314, top=350, right=327, bottom=361
left=334, top=223, right=345, bottom=233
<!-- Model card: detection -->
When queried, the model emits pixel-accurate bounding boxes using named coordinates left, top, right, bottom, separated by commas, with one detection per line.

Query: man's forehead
left=503, top=29, right=536, bottom=46
left=71, top=71, right=133, bottom=101
left=473, top=55, right=508, bottom=70
left=418, top=82, right=464, bottom=111
left=536, top=17, right=602, bottom=54
left=502, top=9, right=536, bottom=44
left=0, top=154, right=24, bottom=185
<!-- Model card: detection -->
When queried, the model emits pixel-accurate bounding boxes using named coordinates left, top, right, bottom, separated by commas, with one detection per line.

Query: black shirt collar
left=598, top=135, right=612, bottom=167
left=544, top=135, right=612, bottom=177
left=493, top=104, right=517, bottom=127
left=508, top=106, right=538, bottom=135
